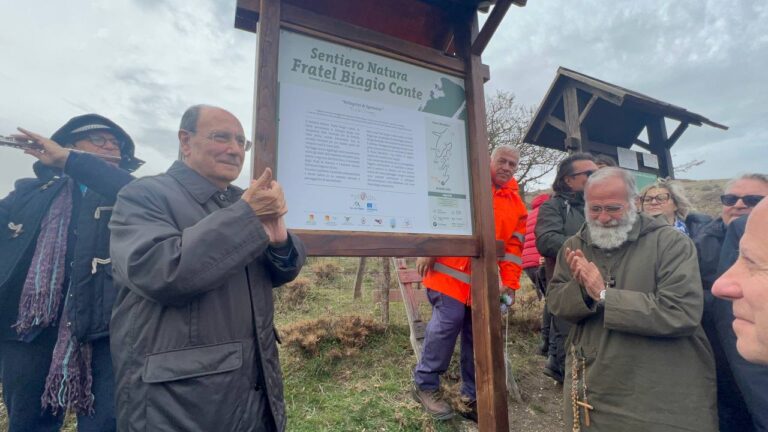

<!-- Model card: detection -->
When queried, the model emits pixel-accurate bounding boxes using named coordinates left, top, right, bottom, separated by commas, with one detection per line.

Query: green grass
left=1, top=257, right=550, bottom=431
left=276, top=257, right=546, bottom=431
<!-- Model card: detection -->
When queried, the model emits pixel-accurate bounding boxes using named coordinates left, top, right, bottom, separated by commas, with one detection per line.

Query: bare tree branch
left=486, top=90, right=565, bottom=196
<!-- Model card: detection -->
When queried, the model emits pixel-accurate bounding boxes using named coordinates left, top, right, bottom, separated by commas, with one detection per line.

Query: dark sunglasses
left=720, top=194, right=764, bottom=207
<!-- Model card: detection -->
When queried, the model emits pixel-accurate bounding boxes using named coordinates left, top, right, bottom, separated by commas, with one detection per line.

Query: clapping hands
left=565, top=248, right=605, bottom=301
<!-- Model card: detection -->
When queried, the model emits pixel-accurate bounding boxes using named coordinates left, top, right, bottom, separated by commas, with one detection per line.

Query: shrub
left=279, top=315, right=384, bottom=359
left=275, top=277, right=312, bottom=312
left=311, top=261, right=343, bottom=285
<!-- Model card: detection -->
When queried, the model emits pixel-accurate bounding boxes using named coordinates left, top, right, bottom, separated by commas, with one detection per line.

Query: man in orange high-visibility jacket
left=411, top=145, right=527, bottom=422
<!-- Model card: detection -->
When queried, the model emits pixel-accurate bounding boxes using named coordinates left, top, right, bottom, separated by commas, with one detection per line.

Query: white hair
left=490, top=145, right=520, bottom=161
left=585, top=167, right=638, bottom=201
left=724, top=173, right=768, bottom=193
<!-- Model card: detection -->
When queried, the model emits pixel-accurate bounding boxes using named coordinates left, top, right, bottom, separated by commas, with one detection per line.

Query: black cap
left=50, top=113, right=144, bottom=172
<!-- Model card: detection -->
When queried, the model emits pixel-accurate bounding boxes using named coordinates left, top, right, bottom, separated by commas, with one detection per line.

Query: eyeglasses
left=642, top=193, right=671, bottom=204
left=720, top=194, right=764, bottom=208
left=588, top=204, right=626, bottom=215
left=184, top=129, right=252, bottom=151
left=569, top=170, right=595, bottom=179
left=85, top=134, right=124, bottom=150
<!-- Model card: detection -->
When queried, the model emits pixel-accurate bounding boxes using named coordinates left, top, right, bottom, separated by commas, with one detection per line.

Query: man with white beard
left=547, top=167, right=717, bottom=432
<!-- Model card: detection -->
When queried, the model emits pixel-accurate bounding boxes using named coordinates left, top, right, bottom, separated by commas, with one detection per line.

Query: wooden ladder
left=392, top=258, right=428, bottom=362
left=391, top=257, right=523, bottom=402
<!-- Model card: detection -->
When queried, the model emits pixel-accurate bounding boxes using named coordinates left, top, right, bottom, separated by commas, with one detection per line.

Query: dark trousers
left=413, top=289, right=475, bottom=400
left=525, top=267, right=551, bottom=346
left=548, top=316, right=571, bottom=374
left=702, top=291, right=754, bottom=432
left=0, top=330, right=116, bottom=432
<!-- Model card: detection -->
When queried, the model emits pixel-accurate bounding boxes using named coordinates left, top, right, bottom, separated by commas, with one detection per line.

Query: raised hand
left=241, top=168, right=288, bottom=218
left=15, top=127, right=71, bottom=168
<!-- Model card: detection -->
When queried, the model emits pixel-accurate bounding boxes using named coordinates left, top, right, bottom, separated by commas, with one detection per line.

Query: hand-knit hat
left=50, top=114, right=144, bottom=172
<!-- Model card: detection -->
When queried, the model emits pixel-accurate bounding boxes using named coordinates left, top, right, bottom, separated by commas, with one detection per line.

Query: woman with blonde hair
left=640, top=178, right=711, bottom=238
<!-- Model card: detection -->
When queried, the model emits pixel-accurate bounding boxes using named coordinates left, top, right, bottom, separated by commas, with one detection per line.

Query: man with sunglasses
left=694, top=173, right=768, bottom=432
left=108, top=105, right=306, bottom=432
left=547, top=167, right=717, bottom=432
left=0, top=114, right=141, bottom=431
left=534, top=152, right=598, bottom=383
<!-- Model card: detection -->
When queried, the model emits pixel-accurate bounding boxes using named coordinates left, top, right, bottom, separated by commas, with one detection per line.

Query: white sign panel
left=617, top=147, right=639, bottom=170
left=276, top=30, right=472, bottom=235
left=642, top=152, right=659, bottom=169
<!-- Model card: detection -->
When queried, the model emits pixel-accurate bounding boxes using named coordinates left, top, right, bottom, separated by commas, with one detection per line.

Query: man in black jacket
left=695, top=174, right=768, bottom=432
left=534, top=152, right=597, bottom=383
left=0, top=114, right=141, bottom=431
left=109, top=105, right=305, bottom=432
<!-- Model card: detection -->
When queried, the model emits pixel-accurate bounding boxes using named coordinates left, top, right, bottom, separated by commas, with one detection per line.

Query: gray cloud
left=0, top=0, right=764, bottom=199
left=486, top=0, right=767, bottom=178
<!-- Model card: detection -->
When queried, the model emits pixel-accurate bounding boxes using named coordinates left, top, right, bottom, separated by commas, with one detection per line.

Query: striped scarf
left=13, top=178, right=73, bottom=334
left=12, top=178, right=95, bottom=415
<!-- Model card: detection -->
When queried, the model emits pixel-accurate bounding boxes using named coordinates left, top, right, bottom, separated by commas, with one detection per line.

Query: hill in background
left=527, top=178, right=728, bottom=218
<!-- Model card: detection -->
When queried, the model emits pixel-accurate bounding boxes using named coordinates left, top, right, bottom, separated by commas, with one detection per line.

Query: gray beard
left=587, top=210, right=637, bottom=250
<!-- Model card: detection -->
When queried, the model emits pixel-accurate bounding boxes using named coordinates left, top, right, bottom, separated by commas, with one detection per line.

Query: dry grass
left=274, top=276, right=312, bottom=312
left=280, top=315, right=384, bottom=358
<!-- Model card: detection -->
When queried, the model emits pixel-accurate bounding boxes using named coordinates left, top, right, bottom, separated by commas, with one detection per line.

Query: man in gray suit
left=109, top=104, right=305, bottom=432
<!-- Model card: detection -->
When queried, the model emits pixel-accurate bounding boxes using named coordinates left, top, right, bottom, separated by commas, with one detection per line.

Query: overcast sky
left=1, top=0, right=765, bottom=197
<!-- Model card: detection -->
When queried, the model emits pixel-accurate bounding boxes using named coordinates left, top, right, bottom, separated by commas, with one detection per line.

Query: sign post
left=236, top=2, right=526, bottom=429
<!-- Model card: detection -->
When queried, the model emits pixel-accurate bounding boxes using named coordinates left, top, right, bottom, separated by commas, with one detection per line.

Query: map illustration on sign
left=276, top=30, right=472, bottom=235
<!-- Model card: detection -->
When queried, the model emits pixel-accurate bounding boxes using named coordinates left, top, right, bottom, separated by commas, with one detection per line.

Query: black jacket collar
left=166, top=161, right=242, bottom=204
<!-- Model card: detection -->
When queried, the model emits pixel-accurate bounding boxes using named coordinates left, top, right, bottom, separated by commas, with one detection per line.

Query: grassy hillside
left=1, top=258, right=562, bottom=431
left=527, top=178, right=728, bottom=218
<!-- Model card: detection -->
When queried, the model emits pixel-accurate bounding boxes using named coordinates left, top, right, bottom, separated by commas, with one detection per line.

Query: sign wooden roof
left=524, top=66, right=728, bottom=152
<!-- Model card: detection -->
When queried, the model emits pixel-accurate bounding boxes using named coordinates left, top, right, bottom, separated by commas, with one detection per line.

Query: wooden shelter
left=524, top=67, right=728, bottom=178
left=234, top=1, right=526, bottom=430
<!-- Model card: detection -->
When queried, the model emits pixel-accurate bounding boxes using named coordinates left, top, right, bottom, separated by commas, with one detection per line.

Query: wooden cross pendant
left=576, top=400, right=594, bottom=427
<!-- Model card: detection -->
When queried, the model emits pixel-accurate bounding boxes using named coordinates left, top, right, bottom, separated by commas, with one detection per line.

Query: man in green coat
left=548, top=167, right=717, bottom=432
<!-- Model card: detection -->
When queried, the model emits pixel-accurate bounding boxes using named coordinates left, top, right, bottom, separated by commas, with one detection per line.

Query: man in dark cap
left=0, top=114, right=141, bottom=432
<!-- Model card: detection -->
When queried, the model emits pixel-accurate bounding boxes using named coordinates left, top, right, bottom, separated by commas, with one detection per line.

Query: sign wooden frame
left=237, top=1, right=513, bottom=429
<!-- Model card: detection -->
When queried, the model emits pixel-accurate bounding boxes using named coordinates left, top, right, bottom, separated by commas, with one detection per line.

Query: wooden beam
left=562, top=70, right=625, bottom=106
left=569, top=79, right=623, bottom=107
left=578, top=94, right=598, bottom=124
left=238, top=1, right=474, bottom=78
left=547, top=116, right=567, bottom=133
left=665, top=122, right=689, bottom=148
left=563, top=85, right=582, bottom=152
left=456, top=11, right=510, bottom=432
left=647, top=117, right=675, bottom=179
left=527, top=85, right=565, bottom=147
left=632, top=138, right=652, bottom=152
left=581, top=138, right=620, bottom=156
left=294, top=231, right=480, bottom=257
left=471, top=0, right=513, bottom=56
left=251, top=0, right=281, bottom=178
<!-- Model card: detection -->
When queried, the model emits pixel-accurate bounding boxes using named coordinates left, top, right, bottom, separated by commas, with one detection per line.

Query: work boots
left=543, top=354, right=564, bottom=384
left=459, top=396, right=477, bottom=423
left=412, top=385, right=454, bottom=420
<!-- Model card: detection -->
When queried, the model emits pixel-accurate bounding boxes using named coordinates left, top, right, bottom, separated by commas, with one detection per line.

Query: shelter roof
left=524, top=66, right=728, bottom=151
left=235, top=0, right=515, bottom=52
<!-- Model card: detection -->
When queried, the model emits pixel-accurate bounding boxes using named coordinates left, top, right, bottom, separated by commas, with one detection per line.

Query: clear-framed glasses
left=588, top=204, right=625, bottom=215
left=86, top=134, right=124, bottom=150
left=642, top=193, right=671, bottom=204
left=184, top=129, right=252, bottom=151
